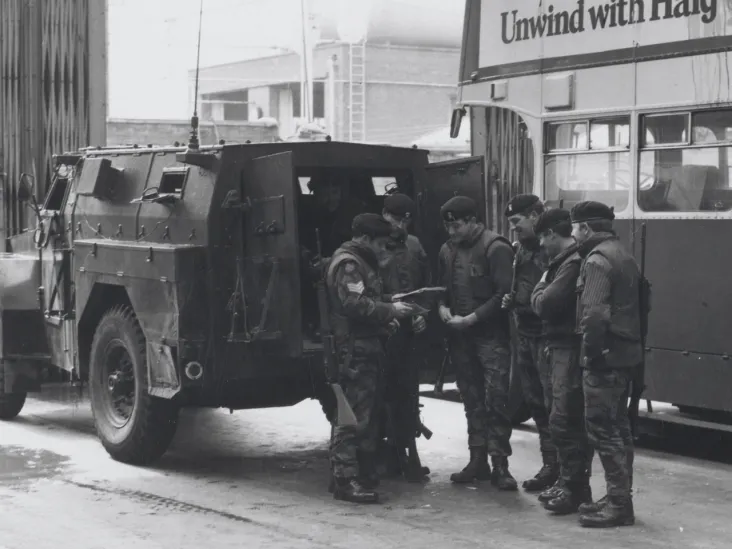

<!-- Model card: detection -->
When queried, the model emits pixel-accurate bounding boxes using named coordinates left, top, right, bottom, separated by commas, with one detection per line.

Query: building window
left=290, top=82, right=325, bottom=119
left=544, top=117, right=630, bottom=211
left=639, top=110, right=732, bottom=212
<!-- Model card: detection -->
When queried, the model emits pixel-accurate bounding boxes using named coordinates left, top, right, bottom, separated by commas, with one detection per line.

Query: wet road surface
left=0, top=385, right=731, bottom=549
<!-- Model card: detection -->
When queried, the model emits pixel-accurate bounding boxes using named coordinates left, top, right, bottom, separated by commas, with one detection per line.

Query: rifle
left=629, top=222, right=650, bottom=440
left=314, top=229, right=357, bottom=427
left=433, top=340, right=450, bottom=395
left=503, top=242, right=521, bottom=310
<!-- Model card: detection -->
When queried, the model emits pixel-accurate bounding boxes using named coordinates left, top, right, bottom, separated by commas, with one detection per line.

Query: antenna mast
left=187, top=0, right=204, bottom=150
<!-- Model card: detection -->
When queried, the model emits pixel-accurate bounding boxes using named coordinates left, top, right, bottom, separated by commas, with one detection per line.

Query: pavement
left=0, top=384, right=731, bottom=549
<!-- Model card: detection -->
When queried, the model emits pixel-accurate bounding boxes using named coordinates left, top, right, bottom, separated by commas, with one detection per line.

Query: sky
left=108, top=0, right=311, bottom=119
left=107, top=0, right=463, bottom=120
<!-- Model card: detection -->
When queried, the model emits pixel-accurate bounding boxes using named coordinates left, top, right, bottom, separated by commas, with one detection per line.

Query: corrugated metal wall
left=483, top=107, right=534, bottom=237
left=0, top=0, right=106, bottom=239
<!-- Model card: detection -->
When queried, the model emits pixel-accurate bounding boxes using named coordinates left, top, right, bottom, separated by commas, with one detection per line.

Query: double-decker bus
left=449, top=0, right=732, bottom=430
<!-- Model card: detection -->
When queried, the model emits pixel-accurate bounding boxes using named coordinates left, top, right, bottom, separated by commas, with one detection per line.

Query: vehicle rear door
left=240, top=151, right=302, bottom=358
left=414, top=156, right=486, bottom=385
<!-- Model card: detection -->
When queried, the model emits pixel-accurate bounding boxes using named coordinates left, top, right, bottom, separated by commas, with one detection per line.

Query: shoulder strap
left=481, top=229, right=512, bottom=255
left=326, top=250, right=364, bottom=288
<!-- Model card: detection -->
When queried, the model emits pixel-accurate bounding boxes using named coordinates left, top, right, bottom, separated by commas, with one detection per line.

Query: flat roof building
left=192, top=0, right=465, bottom=146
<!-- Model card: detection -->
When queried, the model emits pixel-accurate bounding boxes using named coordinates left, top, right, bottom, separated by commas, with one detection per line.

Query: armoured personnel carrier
left=0, top=139, right=502, bottom=464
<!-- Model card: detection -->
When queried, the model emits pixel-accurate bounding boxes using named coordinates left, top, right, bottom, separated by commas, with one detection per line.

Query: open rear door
left=241, top=151, right=302, bottom=358
left=419, top=156, right=486, bottom=278
left=415, top=156, right=486, bottom=385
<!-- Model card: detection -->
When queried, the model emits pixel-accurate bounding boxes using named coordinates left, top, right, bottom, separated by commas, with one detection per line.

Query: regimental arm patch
left=346, top=281, right=365, bottom=295
left=344, top=263, right=356, bottom=274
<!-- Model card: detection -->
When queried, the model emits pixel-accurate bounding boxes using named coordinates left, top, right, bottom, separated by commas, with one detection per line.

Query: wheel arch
left=77, top=283, right=132, bottom=380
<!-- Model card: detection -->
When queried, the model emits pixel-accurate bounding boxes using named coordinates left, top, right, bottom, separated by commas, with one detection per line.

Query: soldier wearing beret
left=530, top=208, right=593, bottom=515
left=437, top=196, right=518, bottom=490
left=502, top=194, right=558, bottom=493
left=379, top=193, right=432, bottom=481
left=570, top=201, right=641, bottom=528
left=326, top=213, right=419, bottom=504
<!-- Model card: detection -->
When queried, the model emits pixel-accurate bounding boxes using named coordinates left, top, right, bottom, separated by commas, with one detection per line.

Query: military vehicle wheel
left=0, top=361, right=27, bottom=420
left=89, top=305, right=179, bottom=465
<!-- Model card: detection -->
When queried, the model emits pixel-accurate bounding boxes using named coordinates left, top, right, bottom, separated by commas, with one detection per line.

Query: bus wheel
left=0, top=362, right=27, bottom=420
left=89, top=305, right=179, bottom=465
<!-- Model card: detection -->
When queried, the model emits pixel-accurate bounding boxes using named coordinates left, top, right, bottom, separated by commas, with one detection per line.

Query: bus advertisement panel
left=472, top=0, right=732, bottom=80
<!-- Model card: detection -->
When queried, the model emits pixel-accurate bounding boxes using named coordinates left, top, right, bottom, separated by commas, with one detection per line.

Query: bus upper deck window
left=692, top=110, right=732, bottom=144
left=643, top=114, right=689, bottom=146
left=546, top=122, right=587, bottom=152
left=590, top=118, right=630, bottom=149
left=639, top=110, right=732, bottom=213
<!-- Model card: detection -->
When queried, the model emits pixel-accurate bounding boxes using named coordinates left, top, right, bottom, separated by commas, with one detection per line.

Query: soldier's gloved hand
left=412, top=315, right=427, bottom=334
left=501, top=293, right=515, bottom=310
left=386, top=318, right=400, bottom=335
left=438, top=305, right=453, bottom=323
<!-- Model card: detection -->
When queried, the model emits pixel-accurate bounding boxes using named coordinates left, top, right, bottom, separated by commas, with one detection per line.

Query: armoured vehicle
left=0, top=139, right=527, bottom=464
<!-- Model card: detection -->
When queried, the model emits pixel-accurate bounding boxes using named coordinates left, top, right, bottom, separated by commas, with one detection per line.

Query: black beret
left=534, top=208, right=572, bottom=234
left=504, top=194, right=541, bottom=217
left=352, top=213, right=393, bottom=239
left=383, top=193, right=415, bottom=219
left=440, top=196, right=477, bottom=222
left=570, top=201, right=615, bottom=223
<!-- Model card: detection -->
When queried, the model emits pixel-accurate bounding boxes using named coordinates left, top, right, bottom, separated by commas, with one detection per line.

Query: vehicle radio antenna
left=187, top=0, right=204, bottom=150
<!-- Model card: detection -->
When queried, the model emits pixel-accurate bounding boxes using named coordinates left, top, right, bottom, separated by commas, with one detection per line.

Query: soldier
left=305, top=174, right=368, bottom=257
left=570, top=201, right=641, bottom=528
left=380, top=193, right=431, bottom=481
left=530, top=208, right=593, bottom=515
left=326, top=213, right=418, bottom=504
left=437, top=196, right=518, bottom=490
left=501, top=194, right=558, bottom=493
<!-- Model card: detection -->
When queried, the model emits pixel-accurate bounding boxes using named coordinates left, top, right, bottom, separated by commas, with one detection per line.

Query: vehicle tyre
left=89, top=305, right=179, bottom=465
left=0, top=361, right=27, bottom=420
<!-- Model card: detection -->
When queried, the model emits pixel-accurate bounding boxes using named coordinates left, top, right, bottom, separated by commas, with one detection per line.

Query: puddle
left=0, top=445, right=70, bottom=484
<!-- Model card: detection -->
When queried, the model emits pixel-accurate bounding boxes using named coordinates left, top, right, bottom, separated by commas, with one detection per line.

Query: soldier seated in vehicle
left=299, top=173, right=369, bottom=339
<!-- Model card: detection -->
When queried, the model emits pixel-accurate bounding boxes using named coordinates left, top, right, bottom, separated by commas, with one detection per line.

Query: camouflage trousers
left=548, top=345, right=592, bottom=484
left=517, top=335, right=555, bottom=463
left=451, top=333, right=512, bottom=456
left=583, top=368, right=634, bottom=498
left=330, top=338, right=383, bottom=479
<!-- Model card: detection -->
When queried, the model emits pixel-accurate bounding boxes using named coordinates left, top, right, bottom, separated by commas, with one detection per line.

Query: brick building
left=192, top=0, right=464, bottom=147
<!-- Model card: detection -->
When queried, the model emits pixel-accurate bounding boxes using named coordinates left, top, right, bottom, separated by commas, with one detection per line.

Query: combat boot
left=450, top=447, right=492, bottom=483
left=538, top=479, right=564, bottom=503
left=333, top=478, right=380, bottom=504
left=522, top=460, right=559, bottom=493
left=490, top=456, right=518, bottom=491
left=543, top=482, right=592, bottom=515
left=359, top=452, right=380, bottom=490
left=579, top=496, right=635, bottom=528
left=578, top=495, right=607, bottom=515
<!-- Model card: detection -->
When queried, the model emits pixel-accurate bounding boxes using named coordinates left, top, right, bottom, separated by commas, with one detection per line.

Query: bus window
left=639, top=110, right=732, bottom=213
left=544, top=117, right=630, bottom=211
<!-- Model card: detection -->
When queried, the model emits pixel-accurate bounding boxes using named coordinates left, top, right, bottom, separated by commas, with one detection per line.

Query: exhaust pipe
left=184, top=361, right=203, bottom=381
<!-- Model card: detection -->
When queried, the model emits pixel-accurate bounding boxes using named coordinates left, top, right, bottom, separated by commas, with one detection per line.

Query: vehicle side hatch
left=239, top=151, right=302, bottom=358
